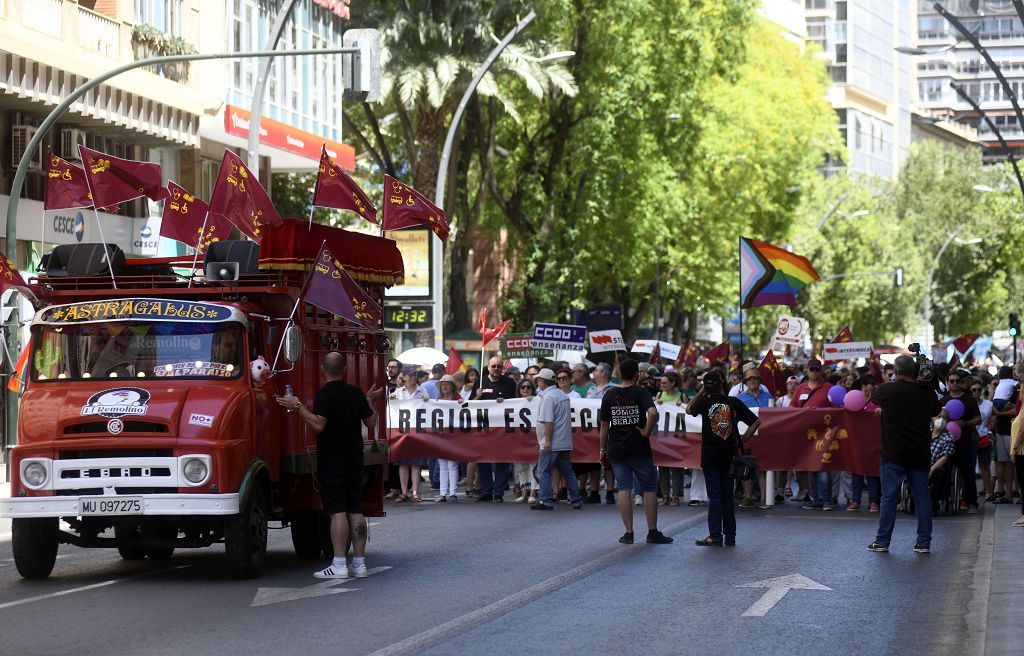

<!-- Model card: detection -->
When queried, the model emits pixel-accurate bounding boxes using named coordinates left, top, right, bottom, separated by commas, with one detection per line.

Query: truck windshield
left=31, top=322, right=244, bottom=381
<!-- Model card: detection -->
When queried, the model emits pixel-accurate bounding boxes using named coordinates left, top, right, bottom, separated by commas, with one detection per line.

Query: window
left=135, top=0, right=185, bottom=36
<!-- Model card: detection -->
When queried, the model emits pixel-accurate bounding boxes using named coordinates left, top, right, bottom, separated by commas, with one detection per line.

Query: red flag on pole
left=446, top=348, right=466, bottom=375
left=952, top=333, right=980, bottom=355
left=45, top=149, right=93, bottom=210
left=758, top=350, right=786, bottom=398
left=208, top=149, right=284, bottom=243
left=382, top=174, right=450, bottom=242
left=78, top=145, right=169, bottom=208
left=483, top=319, right=513, bottom=347
left=160, top=182, right=231, bottom=253
left=313, top=145, right=378, bottom=224
left=303, top=244, right=382, bottom=330
left=648, top=342, right=662, bottom=366
left=0, top=254, right=34, bottom=300
left=6, top=344, right=30, bottom=394
left=831, top=325, right=854, bottom=343
left=478, top=308, right=488, bottom=336
left=702, top=341, right=730, bottom=364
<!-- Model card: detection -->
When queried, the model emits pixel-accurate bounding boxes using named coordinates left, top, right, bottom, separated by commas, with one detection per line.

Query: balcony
left=78, top=4, right=119, bottom=57
left=20, top=0, right=61, bottom=37
left=131, top=24, right=196, bottom=84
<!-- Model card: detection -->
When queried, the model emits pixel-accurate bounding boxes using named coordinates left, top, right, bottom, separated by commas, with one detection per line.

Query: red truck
left=0, top=221, right=403, bottom=579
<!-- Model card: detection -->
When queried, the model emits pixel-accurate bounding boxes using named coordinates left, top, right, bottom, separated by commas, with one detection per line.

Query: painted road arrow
left=736, top=574, right=831, bottom=617
left=250, top=566, right=392, bottom=607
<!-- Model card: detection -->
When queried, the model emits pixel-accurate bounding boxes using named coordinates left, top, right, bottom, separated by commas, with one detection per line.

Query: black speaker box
left=203, top=240, right=260, bottom=274
left=45, top=243, right=126, bottom=278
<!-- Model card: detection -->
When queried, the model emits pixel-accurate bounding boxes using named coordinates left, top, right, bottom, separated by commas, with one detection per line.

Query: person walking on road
left=276, top=351, right=383, bottom=578
left=531, top=368, right=583, bottom=511
left=599, top=358, right=673, bottom=545
left=686, top=371, right=760, bottom=547
left=867, top=355, right=942, bottom=554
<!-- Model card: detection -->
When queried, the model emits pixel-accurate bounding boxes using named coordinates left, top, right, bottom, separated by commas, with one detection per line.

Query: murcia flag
left=313, top=145, right=378, bottom=224
left=381, top=174, right=449, bottom=242
left=208, top=149, right=284, bottom=243
left=304, top=245, right=381, bottom=331
left=45, top=149, right=92, bottom=210
left=78, top=145, right=169, bottom=208
left=160, top=182, right=234, bottom=254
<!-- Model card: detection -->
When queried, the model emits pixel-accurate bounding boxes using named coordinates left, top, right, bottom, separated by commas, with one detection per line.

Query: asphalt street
left=0, top=496, right=1001, bottom=656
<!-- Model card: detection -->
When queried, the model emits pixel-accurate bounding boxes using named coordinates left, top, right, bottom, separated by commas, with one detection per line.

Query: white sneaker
left=528, top=496, right=537, bottom=504
left=313, top=564, right=350, bottom=579
left=634, top=495, right=643, bottom=507
left=351, top=562, right=368, bottom=578
left=1012, top=516, right=1024, bottom=527
left=514, top=496, right=527, bottom=504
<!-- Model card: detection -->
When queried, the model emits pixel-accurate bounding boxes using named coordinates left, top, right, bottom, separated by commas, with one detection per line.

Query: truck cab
left=1, top=224, right=403, bottom=579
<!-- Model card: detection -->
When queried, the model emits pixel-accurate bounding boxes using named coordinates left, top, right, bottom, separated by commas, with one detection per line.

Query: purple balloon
left=946, top=421, right=962, bottom=441
left=945, top=398, right=965, bottom=421
left=828, top=385, right=847, bottom=407
left=843, top=389, right=868, bottom=412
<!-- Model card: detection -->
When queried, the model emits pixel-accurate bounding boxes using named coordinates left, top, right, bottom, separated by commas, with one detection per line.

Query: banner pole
left=307, top=192, right=315, bottom=232
left=270, top=239, right=325, bottom=374
left=188, top=211, right=210, bottom=289
left=92, top=208, right=117, bottom=290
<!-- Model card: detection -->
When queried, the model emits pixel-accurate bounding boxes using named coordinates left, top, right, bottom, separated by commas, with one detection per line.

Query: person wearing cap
left=737, top=368, right=775, bottom=509
left=779, top=375, right=800, bottom=407
left=531, top=368, right=582, bottom=511
left=420, top=363, right=447, bottom=400
left=687, top=370, right=760, bottom=547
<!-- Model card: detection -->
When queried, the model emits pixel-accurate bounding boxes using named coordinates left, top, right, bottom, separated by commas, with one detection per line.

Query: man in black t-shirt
left=599, top=358, right=673, bottom=545
left=276, top=351, right=382, bottom=579
left=939, top=369, right=981, bottom=512
left=686, top=371, right=759, bottom=547
left=868, top=355, right=942, bottom=554
left=475, top=355, right=518, bottom=502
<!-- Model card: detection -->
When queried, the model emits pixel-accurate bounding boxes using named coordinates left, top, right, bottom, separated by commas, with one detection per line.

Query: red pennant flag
left=478, top=308, right=488, bottom=336
left=45, top=149, right=93, bottom=210
left=869, top=351, right=884, bottom=381
left=208, top=150, right=284, bottom=243
left=7, top=343, right=30, bottom=394
left=304, top=245, right=382, bottom=330
left=313, top=145, right=378, bottom=224
left=831, top=325, right=854, bottom=343
left=160, top=182, right=232, bottom=254
left=758, top=350, right=786, bottom=398
left=702, top=341, right=730, bottom=364
left=483, top=319, right=513, bottom=347
left=952, top=333, right=980, bottom=355
left=382, top=174, right=450, bottom=242
left=446, top=348, right=465, bottom=375
left=948, top=353, right=961, bottom=372
left=649, top=342, right=662, bottom=366
left=78, top=145, right=169, bottom=208
left=0, top=254, right=34, bottom=302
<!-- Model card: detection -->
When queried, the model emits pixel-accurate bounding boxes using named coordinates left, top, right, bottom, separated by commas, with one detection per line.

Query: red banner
left=304, top=244, right=382, bottom=330
left=78, top=145, right=169, bottom=208
left=313, top=145, right=377, bottom=224
left=160, top=181, right=233, bottom=253
left=387, top=401, right=881, bottom=472
left=45, top=149, right=92, bottom=210
left=381, top=174, right=450, bottom=242
left=208, top=149, right=283, bottom=243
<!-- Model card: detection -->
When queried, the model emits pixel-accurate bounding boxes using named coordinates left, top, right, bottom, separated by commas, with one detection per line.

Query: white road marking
left=250, top=565, right=392, bottom=607
left=736, top=574, right=831, bottom=617
left=0, top=564, right=192, bottom=611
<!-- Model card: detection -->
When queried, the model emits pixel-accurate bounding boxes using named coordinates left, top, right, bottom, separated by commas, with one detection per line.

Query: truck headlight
left=182, top=457, right=209, bottom=485
left=23, top=461, right=47, bottom=487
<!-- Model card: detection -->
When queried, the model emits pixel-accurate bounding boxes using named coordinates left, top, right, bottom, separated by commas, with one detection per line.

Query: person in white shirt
left=390, top=372, right=429, bottom=502
left=530, top=369, right=582, bottom=510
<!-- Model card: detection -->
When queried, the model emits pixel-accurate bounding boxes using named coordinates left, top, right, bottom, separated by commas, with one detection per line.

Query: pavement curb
left=983, top=504, right=1024, bottom=656
left=366, top=512, right=708, bottom=656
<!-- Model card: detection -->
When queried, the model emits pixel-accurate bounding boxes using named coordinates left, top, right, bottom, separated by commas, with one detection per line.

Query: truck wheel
left=224, top=485, right=268, bottom=579
left=290, top=511, right=321, bottom=559
left=145, top=525, right=176, bottom=560
left=12, top=517, right=59, bottom=579
left=114, top=524, right=146, bottom=560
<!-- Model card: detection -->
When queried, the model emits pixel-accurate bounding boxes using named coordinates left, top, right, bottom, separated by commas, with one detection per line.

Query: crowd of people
left=383, top=351, right=1024, bottom=542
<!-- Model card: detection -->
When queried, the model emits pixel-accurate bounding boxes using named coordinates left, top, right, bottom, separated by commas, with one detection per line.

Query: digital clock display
left=384, top=306, right=433, bottom=329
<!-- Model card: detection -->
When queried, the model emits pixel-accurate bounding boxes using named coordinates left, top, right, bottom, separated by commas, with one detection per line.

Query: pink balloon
left=843, top=389, right=868, bottom=412
left=946, top=421, right=962, bottom=441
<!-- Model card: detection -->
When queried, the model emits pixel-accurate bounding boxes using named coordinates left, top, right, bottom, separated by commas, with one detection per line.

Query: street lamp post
left=432, top=10, right=537, bottom=351
left=923, top=224, right=981, bottom=347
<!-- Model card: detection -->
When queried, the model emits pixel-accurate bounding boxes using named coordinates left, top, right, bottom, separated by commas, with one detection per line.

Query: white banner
left=772, top=316, right=808, bottom=346
left=822, top=341, right=873, bottom=361
left=659, top=341, right=681, bottom=361
left=589, top=329, right=626, bottom=353
left=631, top=339, right=656, bottom=354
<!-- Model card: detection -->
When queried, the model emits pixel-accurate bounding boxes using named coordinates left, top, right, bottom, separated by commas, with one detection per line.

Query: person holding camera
left=867, top=355, right=943, bottom=554
left=686, top=371, right=760, bottom=547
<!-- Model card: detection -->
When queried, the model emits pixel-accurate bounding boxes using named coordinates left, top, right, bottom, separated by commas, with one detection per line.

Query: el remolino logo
left=81, top=388, right=151, bottom=418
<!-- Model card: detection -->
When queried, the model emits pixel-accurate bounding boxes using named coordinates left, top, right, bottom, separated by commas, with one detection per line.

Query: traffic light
left=1010, top=313, right=1020, bottom=337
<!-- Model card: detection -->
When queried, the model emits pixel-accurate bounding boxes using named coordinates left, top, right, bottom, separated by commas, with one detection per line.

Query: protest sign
left=631, top=339, right=656, bottom=354
left=822, top=341, right=873, bottom=361
left=589, top=329, right=626, bottom=353
left=501, top=332, right=554, bottom=359
left=532, top=322, right=587, bottom=352
left=771, top=315, right=808, bottom=346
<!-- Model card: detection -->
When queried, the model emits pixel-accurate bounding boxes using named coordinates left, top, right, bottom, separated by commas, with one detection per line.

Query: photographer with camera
left=867, top=354, right=943, bottom=554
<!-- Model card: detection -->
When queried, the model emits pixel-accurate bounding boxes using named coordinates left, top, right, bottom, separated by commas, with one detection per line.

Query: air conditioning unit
left=61, top=128, right=87, bottom=160
left=11, top=125, right=43, bottom=170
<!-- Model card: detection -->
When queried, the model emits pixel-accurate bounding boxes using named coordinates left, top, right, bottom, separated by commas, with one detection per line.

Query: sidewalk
left=985, top=503, right=1024, bottom=655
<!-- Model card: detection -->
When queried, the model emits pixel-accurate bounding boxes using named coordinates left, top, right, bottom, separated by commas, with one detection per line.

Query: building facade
left=916, top=0, right=1024, bottom=163
left=804, top=0, right=916, bottom=179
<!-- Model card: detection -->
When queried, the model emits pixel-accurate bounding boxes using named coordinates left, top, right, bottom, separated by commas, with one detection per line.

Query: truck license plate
left=79, top=497, right=143, bottom=515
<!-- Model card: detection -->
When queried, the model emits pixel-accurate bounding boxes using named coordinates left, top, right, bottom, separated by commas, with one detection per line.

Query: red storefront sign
left=224, top=105, right=355, bottom=171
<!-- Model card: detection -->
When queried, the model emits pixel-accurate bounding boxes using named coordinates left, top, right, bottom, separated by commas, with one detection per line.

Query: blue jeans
left=815, top=471, right=832, bottom=504
left=429, top=458, right=440, bottom=487
left=852, top=475, right=881, bottom=505
left=955, top=436, right=978, bottom=508
left=536, top=451, right=581, bottom=506
left=704, top=467, right=736, bottom=543
left=479, top=463, right=509, bottom=498
left=875, top=460, right=932, bottom=548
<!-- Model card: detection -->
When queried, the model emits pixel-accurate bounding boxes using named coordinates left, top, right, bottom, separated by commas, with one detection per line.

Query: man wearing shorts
left=599, top=358, right=673, bottom=545
left=277, top=351, right=383, bottom=579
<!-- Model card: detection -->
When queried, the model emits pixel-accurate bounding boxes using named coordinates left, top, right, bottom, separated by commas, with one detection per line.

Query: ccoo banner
left=532, top=322, right=587, bottom=352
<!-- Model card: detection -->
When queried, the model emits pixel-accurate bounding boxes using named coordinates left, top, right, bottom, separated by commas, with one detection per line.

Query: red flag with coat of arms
left=952, top=333, right=980, bottom=356
left=303, top=244, right=381, bottom=331
left=45, top=149, right=92, bottom=210
left=758, top=350, right=786, bottom=398
left=702, top=341, right=730, bottom=364
left=208, top=149, right=284, bottom=243
left=160, top=181, right=233, bottom=254
left=831, top=325, right=854, bottom=343
left=381, top=174, right=449, bottom=242
left=312, top=145, right=378, bottom=224
left=78, top=145, right=169, bottom=208
left=674, top=340, right=700, bottom=369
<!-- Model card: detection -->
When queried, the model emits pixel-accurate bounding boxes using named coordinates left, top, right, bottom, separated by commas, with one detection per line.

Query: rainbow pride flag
left=739, top=237, right=820, bottom=309
left=6, top=343, right=29, bottom=394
